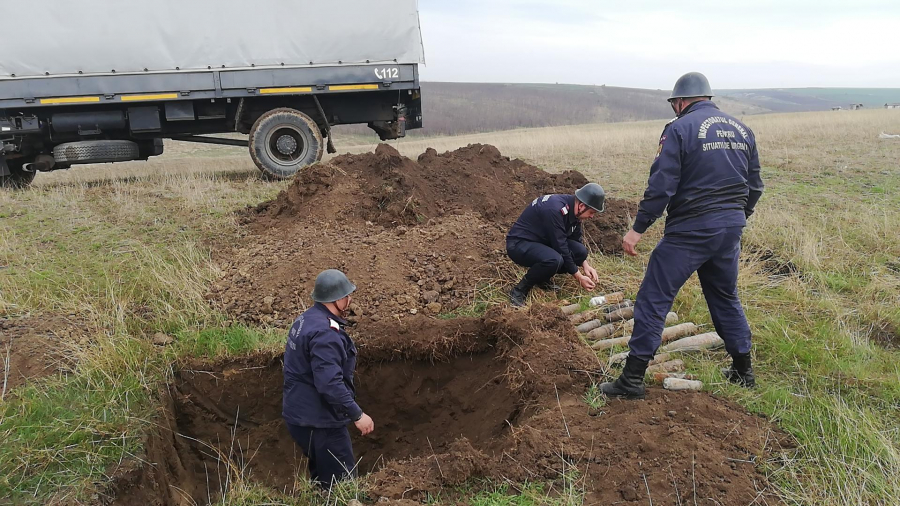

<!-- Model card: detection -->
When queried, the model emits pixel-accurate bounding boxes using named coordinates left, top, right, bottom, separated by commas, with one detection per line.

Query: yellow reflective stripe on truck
left=259, top=87, right=313, bottom=94
left=121, top=93, right=179, bottom=101
left=39, top=96, right=101, bottom=104
left=329, top=84, right=379, bottom=91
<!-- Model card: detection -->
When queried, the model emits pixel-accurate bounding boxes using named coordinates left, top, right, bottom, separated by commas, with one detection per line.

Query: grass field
left=2, top=109, right=900, bottom=504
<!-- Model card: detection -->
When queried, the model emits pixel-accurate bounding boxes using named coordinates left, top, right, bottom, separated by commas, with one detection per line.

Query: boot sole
left=606, top=393, right=645, bottom=400
left=600, top=387, right=646, bottom=400
left=721, top=368, right=756, bottom=388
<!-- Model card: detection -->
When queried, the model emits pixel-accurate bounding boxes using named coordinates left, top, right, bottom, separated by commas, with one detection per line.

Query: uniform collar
left=679, top=100, right=718, bottom=117
left=314, top=302, right=348, bottom=327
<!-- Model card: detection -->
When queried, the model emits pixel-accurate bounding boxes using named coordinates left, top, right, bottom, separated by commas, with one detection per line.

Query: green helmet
left=311, top=269, right=357, bottom=303
left=669, top=72, right=714, bottom=100
left=575, top=183, right=606, bottom=213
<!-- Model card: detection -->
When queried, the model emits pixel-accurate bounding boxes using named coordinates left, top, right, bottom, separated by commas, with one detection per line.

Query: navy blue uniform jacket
left=632, top=101, right=763, bottom=234
left=283, top=303, right=363, bottom=428
left=507, top=194, right=583, bottom=275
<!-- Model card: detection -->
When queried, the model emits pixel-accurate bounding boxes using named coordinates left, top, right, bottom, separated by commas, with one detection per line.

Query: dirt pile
left=0, top=314, right=91, bottom=393
left=208, top=144, right=634, bottom=324
left=112, top=305, right=783, bottom=505
left=118, top=144, right=785, bottom=504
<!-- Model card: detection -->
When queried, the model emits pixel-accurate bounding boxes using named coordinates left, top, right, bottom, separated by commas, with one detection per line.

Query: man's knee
left=539, top=252, right=563, bottom=271
left=569, top=241, right=588, bottom=266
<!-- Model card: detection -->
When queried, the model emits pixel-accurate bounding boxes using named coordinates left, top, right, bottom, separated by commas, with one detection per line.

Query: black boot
left=722, top=353, right=756, bottom=388
left=508, top=278, right=534, bottom=307
left=600, top=355, right=649, bottom=400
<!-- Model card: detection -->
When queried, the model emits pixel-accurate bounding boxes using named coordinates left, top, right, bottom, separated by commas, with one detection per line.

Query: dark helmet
left=669, top=72, right=714, bottom=100
left=575, top=183, right=606, bottom=213
left=311, top=269, right=357, bottom=303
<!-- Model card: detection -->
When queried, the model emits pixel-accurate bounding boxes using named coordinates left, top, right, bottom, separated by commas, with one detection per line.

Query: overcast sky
left=416, top=0, right=900, bottom=89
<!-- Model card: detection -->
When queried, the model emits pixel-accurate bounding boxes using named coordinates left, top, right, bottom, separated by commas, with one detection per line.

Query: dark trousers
left=506, top=239, right=588, bottom=285
left=286, top=423, right=356, bottom=489
left=629, top=227, right=751, bottom=360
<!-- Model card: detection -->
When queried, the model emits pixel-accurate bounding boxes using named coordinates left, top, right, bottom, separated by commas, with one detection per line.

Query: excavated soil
left=110, top=145, right=784, bottom=504
left=110, top=305, right=784, bottom=505
left=208, top=144, right=635, bottom=325
left=0, top=314, right=91, bottom=393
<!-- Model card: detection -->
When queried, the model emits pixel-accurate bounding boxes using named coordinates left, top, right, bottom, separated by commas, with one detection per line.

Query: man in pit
left=283, top=269, right=374, bottom=489
left=506, top=183, right=607, bottom=306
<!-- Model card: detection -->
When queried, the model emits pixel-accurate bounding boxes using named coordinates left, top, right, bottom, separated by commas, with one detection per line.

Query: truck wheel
left=53, top=140, right=140, bottom=165
left=248, top=108, right=323, bottom=179
left=0, top=159, right=36, bottom=189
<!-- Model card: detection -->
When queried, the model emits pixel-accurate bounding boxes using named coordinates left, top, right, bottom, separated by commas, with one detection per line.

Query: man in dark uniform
left=283, top=269, right=374, bottom=488
left=506, top=183, right=607, bottom=306
left=601, top=72, right=764, bottom=399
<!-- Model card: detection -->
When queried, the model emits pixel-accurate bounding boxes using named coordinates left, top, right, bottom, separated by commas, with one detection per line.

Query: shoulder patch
left=329, top=319, right=341, bottom=331
left=560, top=205, right=569, bottom=215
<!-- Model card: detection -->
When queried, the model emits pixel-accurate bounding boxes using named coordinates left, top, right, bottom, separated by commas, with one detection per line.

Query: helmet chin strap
left=575, top=202, right=591, bottom=220
left=335, top=297, right=351, bottom=318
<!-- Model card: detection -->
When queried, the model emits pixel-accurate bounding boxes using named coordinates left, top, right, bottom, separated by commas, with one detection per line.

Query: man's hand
left=574, top=272, right=596, bottom=291
left=623, top=230, right=643, bottom=257
left=583, top=263, right=599, bottom=284
left=354, top=413, right=374, bottom=436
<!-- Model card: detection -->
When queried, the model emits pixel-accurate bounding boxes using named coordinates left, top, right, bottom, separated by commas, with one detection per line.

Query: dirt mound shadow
left=110, top=305, right=784, bottom=505
left=209, top=144, right=635, bottom=325
left=871, top=320, right=900, bottom=349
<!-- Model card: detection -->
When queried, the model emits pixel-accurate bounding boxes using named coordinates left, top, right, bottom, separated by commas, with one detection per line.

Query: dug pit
left=353, top=351, right=521, bottom=474
left=111, top=306, right=786, bottom=505
left=161, top=348, right=520, bottom=496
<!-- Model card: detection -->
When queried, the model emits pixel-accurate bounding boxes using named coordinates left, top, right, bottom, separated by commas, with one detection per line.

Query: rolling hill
left=334, top=82, right=769, bottom=137
left=335, top=82, right=899, bottom=138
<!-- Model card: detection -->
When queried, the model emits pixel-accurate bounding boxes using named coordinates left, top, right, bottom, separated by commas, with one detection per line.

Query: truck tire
left=53, top=140, right=140, bottom=165
left=0, top=159, right=36, bottom=189
left=249, top=108, right=323, bottom=179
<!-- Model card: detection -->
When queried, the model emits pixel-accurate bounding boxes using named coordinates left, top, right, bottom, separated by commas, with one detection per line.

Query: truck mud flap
left=0, top=155, right=10, bottom=177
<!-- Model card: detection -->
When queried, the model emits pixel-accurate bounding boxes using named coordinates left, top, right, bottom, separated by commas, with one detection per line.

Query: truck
left=0, top=0, right=425, bottom=187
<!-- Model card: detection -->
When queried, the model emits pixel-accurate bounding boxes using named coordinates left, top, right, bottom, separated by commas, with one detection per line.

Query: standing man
left=506, top=183, right=607, bottom=307
left=601, top=72, right=764, bottom=399
left=283, top=269, right=374, bottom=488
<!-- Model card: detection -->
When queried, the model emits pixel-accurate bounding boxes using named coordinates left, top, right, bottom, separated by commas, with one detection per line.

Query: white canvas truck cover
left=0, top=0, right=425, bottom=79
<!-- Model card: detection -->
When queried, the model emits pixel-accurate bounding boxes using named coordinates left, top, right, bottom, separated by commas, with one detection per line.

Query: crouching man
left=283, top=269, right=374, bottom=489
left=505, top=183, right=607, bottom=306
